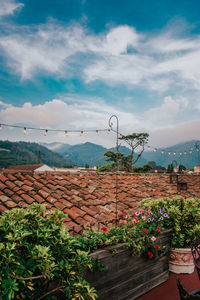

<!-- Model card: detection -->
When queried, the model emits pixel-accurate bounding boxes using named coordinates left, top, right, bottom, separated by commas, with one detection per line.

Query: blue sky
left=0, top=0, right=200, bottom=148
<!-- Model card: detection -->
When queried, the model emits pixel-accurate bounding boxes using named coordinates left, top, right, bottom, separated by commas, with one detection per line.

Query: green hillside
left=0, top=140, right=73, bottom=168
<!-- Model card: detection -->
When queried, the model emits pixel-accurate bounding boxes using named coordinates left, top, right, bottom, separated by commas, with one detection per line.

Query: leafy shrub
left=141, top=196, right=200, bottom=248
left=0, top=205, right=97, bottom=300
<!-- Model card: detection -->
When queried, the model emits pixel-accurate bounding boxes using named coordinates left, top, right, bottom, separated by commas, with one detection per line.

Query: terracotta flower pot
left=169, top=248, right=194, bottom=274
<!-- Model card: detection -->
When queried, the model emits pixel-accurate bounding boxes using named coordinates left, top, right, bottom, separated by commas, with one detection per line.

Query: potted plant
left=141, top=196, right=200, bottom=274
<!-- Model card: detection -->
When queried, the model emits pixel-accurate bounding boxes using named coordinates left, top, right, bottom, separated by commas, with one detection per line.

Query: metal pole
left=109, top=115, right=119, bottom=224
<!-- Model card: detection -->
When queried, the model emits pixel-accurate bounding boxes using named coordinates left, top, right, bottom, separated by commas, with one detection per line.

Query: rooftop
left=0, top=170, right=200, bottom=235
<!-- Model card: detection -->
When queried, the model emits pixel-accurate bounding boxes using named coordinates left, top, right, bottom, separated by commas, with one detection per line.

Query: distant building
left=7, top=164, right=54, bottom=172
left=194, top=165, right=200, bottom=174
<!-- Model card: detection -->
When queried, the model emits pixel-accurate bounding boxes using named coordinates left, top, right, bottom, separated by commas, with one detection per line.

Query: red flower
left=155, top=244, right=159, bottom=249
left=147, top=251, right=154, bottom=259
left=133, top=213, right=136, bottom=218
left=142, top=228, right=148, bottom=234
left=157, top=227, right=161, bottom=233
left=101, top=227, right=109, bottom=232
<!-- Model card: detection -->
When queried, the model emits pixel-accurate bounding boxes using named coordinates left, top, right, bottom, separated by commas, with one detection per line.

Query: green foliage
left=132, top=164, right=152, bottom=173
left=141, top=197, right=200, bottom=248
left=77, top=208, right=167, bottom=259
left=0, top=205, right=97, bottom=299
left=178, top=164, right=186, bottom=173
left=97, top=163, right=114, bottom=172
left=167, top=164, right=174, bottom=173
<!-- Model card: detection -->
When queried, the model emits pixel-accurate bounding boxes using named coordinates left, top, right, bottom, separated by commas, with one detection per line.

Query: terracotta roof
left=7, top=164, right=44, bottom=171
left=0, top=171, right=199, bottom=234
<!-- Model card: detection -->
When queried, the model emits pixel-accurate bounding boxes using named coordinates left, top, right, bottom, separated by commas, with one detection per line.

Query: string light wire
left=0, top=122, right=199, bottom=156
left=0, top=123, right=109, bottom=134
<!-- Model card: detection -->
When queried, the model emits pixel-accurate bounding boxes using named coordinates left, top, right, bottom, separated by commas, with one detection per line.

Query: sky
left=0, top=0, right=200, bottom=148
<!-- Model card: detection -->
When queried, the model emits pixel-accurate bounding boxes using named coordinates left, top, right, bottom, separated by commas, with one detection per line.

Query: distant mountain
left=0, top=140, right=73, bottom=168
left=142, top=140, right=200, bottom=168
left=43, top=141, right=147, bottom=167
left=42, top=142, right=71, bottom=154
left=7, top=139, right=199, bottom=170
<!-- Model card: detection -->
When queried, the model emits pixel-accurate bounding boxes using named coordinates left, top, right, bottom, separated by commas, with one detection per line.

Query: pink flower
left=101, top=227, right=109, bottom=232
left=142, top=216, right=146, bottom=220
left=138, top=208, right=143, bottom=213
left=147, top=251, right=154, bottom=259
left=155, top=244, right=159, bottom=249
left=131, top=218, right=138, bottom=224
left=141, top=228, right=148, bottom=234
left=148, top=209, right=152, bottom=213
left=118, top=220, right=124, bottom=226
left=118, top=220, right=127, bottom=226
left=124, top=214, right=128, bottom=219
left=151, top=236, right=156, bottom=242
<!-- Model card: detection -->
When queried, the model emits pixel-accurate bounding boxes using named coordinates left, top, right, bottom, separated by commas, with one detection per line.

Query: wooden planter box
left=85, top=229, right=172, bottom=300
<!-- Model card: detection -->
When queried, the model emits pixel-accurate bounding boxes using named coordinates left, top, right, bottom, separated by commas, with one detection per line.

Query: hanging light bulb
left=168, top=152, right=171, bottom=155
left=24, top=127, right=27, bottom=135
left=44, top=129, right=48, bottom=136
left=147, top=146, right=151, bottom=150
left=65, top=130, right=68, bottom=136
left=80, top=131, right=83, bottom=136
left=161, top=150, right=164, bottom=154
left=189, top=150, right=192, bottom=154
left=173, top=152, right=176, bottom=155
left=153, top=148, right=157, bottom=152
left=179, top=152, right=182, bottom=155
left=197, top=149, right=199, bottom=152
left=0, top=124, right=2, bottom=130
left=184, top=151, right=187, bottom=155
left=107, top=129, right=110, bottom=134
left=96, top=130, right=99, bottom=135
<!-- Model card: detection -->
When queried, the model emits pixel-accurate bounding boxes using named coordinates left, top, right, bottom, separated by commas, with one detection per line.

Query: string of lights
left=0, top=123, right=111, bottom=136
left=0, top=122, right=199, bottom=155
left=144, top=144, right=200, bottom=156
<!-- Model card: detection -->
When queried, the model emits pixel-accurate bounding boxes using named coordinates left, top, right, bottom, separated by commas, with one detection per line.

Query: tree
left=178, top=164, right=186, bottom=173
left=37, top=150, right=42, bottom=164
left=132, top=164, right=152, bottom=173
left=119, top=133, right=149, bottom=172
left=99, top=133, right=149, bottom=172
left=167, top=164, right=173, bottom=173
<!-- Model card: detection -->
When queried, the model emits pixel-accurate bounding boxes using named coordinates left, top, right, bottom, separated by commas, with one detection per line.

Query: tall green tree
left=99, top=133, right=149, bottom=172
left=118, top=133, right=149, bottom=172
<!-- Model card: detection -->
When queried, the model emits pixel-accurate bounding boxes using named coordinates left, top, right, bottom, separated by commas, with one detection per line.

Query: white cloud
left=149, top=120, right=200, bottom=148
left=0, top=0, right=23, bottom=18
left=144, top=96, right=189, bottom=128
left=0, top=95, right=197, bottom=149
left=0, top=98, right=142, bottom=147
left=1, top=20, right=200, bottom=95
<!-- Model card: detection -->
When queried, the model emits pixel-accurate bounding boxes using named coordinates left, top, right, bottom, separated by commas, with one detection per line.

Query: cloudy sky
left=0, top=0, right=200, bottom=148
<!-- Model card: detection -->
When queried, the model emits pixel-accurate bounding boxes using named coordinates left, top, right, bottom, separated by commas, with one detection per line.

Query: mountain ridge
left=43, top=140, right=200, bottom=168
